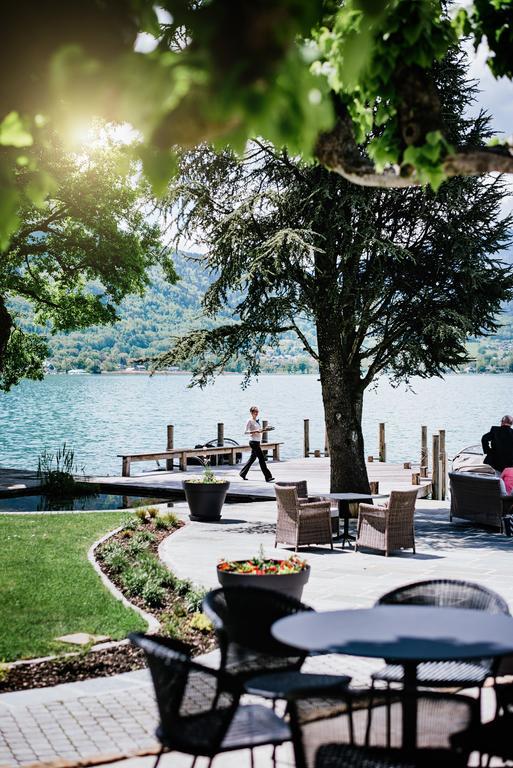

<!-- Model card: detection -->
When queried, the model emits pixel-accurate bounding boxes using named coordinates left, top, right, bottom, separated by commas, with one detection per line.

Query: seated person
left=501, top=466, right=513, bottom=495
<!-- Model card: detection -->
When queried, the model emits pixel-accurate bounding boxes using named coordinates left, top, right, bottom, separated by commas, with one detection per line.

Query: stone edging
left=88, top=527, right=161, bottom=634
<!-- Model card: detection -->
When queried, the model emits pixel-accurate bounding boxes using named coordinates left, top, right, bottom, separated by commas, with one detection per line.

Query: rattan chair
left=275, top=481, right=340, bottom=536
left=355, top=489, right=418, bottom=556
left=275, top=485, right=333, bottom=551
left=288, top=687, right=478, bottom=768
left=275, top=480, right=318, bottom=501
left=130, top=632, right=290, bottom=768
left=202, top=586, right=351, bottom=703
left=371, top=579, right=510, bottom=692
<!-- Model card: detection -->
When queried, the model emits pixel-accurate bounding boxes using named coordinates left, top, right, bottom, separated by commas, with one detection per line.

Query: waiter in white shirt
left=239, top=406, right=275, bottom=482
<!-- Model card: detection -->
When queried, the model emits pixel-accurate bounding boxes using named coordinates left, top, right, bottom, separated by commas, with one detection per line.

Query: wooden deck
left=88, top=456, right=432, bottom=501
left=0, top=457, right=433, bottom=501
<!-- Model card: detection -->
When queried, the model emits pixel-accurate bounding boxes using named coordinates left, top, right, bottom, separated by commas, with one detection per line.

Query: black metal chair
left=202, top=586, right=351, bottom=702
left=371, top=579, right=510, bottom=692
left=288, top=687, right=479, bottom=768
left=451, top=681, right=513, bottom=765
left=130, top=632, right=290, bottom=768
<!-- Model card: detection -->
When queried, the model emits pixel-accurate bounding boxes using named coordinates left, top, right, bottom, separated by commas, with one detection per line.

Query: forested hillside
left=14, top=253, right=316, bottom=374
left=12, top=249, right=513, bottom=376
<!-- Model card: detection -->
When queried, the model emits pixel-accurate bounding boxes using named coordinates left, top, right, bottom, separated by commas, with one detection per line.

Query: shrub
left=122, top=514, right=138, bottom=531
left=101, top=543, right=130, bottom=574
left=155, top=512, right=179, bottom=530
left=189, top=613, right=213, bottom=633
left=173, top=603, right=187, bottom=618
left=122, top=567, right=148, bottom=597
left=125, top=537, right=150, bottom=557
left=135, top=508, right=149, bottom=522
left=36, top=442, right=85, bottom=496
left=146, top=507, right=158, bottom=518
left=174, top=578, right=192, bottom=596
left=161, top=612, right=182, bottom=639
left=142, top=581, right=166, bottom=607
left=185, top=588, right=207, bottom=614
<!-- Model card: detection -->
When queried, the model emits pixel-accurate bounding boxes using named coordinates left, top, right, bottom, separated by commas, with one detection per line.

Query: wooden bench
left=118, top=442, right=283, bottom=477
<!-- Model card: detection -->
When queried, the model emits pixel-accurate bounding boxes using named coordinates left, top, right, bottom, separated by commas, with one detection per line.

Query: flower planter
left=183, top=480, right=230, bottom=522
left=217, top=560, right=311, bottom=600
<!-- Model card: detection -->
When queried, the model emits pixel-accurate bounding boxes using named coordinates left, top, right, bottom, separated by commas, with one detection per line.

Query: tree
left=0, top=132, right=176, bottom=390
left=1, top=0, right=513, bottom=249
left=157, top=51, right=513, bottom=492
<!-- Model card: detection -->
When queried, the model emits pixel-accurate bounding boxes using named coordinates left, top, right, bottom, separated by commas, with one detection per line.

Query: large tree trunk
left=0, top=297, right=12, bottom=374
left=318, top=341, right=369, bottom=494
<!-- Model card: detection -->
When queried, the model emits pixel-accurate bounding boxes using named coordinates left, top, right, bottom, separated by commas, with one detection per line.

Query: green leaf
left=138, top=145, right=177, bottom=197
left=0, top=112, right=33, bottom=148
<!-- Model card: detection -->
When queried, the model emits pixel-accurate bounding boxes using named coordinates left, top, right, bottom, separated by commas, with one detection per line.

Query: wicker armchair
left=371, top=579, right=510, bottom=693
left=288, top=688, right=478, bottom=768
left=275, top=485, right=333, bottom=551
left=129, top=632, right=290, bottom=768
left=355, top=489, right=418, bottom=556
left=275, top=481, right=340, bottom=536
left=202, top=586, right=351, bottom=702
left=275, top=480, right=318, bottom=501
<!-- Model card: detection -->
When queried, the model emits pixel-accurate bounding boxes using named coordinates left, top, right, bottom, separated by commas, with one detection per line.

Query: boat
left=451, top=444, right=493, bottom=474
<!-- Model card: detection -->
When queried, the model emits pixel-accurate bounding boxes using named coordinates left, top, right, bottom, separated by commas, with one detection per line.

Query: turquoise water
left=0, top=372, right=510, bottom=475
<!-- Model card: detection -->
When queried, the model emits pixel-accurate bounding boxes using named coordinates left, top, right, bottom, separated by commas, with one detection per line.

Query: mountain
left=13, top=249, right=513, bottom=376
left=15, top=252, right=316, bottom=374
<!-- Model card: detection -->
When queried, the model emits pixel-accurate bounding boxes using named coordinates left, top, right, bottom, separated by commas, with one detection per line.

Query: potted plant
left=217, top=548, right=310, bottom=600
left=183, top=466, right=230, bottom=522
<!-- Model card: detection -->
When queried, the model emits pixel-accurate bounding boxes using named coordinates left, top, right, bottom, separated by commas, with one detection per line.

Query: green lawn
left=0, top=512, right=147, bottom=661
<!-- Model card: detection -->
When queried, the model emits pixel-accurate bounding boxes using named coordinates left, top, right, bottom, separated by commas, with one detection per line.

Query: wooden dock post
left=379, top=423, right=386, bottom=462
left=217, top=422, right=225, bottom=465
left=420, top=426, right=428, bottom=477
left=432, top=434, right=440, bottom=500
left=166, top=424, right=174, bottom=470
left=439, top=429, right=446, bottom=501
left=304, top=419, right=310, bottom=458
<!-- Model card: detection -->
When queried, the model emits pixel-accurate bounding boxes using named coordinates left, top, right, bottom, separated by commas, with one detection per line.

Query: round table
left=320, top=493, right=388, bottom=547
left=273, top=605, right=513, bottom=749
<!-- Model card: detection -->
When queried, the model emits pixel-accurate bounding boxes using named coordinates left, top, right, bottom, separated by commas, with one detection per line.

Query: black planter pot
left=183, top=480, right=230, bottom=522
left=217, top=562, right=311, bottom=600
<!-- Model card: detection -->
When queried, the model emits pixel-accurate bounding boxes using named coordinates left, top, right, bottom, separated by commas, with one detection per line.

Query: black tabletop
left=272, top=606, right=513, bottom=662
left=321, top=493, right=388, bottom=502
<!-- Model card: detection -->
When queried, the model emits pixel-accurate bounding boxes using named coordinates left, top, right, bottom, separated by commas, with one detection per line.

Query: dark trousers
left=240, top=441, right=272, bottom=480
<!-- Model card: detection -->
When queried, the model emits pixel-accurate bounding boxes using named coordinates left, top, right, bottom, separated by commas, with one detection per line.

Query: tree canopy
left=156, top=50, right=513, bottom=490
left=1, top=1, right=512, bottom=249
left=0, top=133, right=176, bottom=390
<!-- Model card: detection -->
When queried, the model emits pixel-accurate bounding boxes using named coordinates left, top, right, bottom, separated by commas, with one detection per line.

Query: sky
left=467, top=43, right=513, bottom=139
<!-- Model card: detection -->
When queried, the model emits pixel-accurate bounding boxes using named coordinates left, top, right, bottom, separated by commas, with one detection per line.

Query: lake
left=0, top=372, right=510, bottom=475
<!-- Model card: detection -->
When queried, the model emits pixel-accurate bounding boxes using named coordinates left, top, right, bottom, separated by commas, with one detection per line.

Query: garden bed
left=95, top=508, right=215, bottom=653
left=0, top=508, right=215, bottom=693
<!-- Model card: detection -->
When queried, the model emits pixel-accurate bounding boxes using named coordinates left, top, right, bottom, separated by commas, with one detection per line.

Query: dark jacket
left=481, top=425, right=513, bottom=472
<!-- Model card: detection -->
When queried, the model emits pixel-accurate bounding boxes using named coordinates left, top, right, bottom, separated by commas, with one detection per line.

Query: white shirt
left=245, top=418, right=261, bottom=442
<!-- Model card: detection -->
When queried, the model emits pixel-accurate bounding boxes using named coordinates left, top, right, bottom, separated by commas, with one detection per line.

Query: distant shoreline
left=46, top=369, right=513, bottom=377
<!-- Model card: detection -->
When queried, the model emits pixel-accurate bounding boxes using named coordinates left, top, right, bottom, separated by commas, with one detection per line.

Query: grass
left=0, top=512, right=147, bottom=662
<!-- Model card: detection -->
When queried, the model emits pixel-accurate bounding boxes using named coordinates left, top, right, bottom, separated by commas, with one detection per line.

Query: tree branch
left=316, top=117, right=513, bottom=188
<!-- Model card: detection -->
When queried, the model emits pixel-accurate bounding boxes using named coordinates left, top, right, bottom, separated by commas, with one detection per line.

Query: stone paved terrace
left=0, top=495, right=510, bottom=768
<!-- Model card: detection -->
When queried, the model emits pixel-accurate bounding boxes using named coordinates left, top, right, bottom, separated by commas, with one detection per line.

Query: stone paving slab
left=2, top=495, right=510, bottom=768
left=160, top=498, right=513, bottom=612
left=0, top=656, right=379, bottom=768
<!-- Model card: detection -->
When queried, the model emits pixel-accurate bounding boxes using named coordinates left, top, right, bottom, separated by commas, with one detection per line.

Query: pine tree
left=160, top=49, right=513, bottom=492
